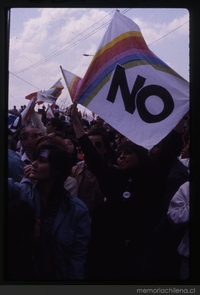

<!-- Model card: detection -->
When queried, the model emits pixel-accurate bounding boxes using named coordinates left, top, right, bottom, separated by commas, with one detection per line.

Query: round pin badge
left=123, top=191, right=131, bottom=199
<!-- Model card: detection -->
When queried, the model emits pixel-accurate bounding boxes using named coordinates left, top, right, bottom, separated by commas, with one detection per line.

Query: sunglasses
left=91, top=140, right=103, bottom=148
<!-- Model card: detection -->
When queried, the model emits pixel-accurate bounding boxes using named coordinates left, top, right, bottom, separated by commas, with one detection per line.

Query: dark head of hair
left=87, top=127, right=110, bottom=150
left=35, top=134, right=65, bottom=148
left=63, top=135, right=80, bottom=165
left=48, top=117, right=64, bottom=132
left=117, top=140, right=149, bottom=173
left=19, top=125, right=39, bottom=141
left=81, top=118, right=90, bottom=130
left=60, top=115, right=65, bottom=121
left=33, top=136, right=72, bottom=209
left=8, top=135, right=17, bottom=151
left=48, top=131, right=64, bottom=139
left=33, top=136, right=73, bottom=184
left=150, top=130, right=183, bottom=161
left=106, top=129, right=118, bottom=143
left=64, top=135, right=79, bottom=146
left=63, top=125, right=76, bottom=137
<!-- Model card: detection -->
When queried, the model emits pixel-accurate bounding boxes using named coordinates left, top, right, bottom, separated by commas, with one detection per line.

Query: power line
left=14, top=9, right=131, bottom=74
left=8, top=92, right=23, bottom=106
left=15, top=9, right=118, bottom=73
left=10, top=47, right=51, bottom=78
left=14, top=9, right=187, bottom=75
left=148, top=20, right=189, bottom=46
left=9, top=9, right=188, bottom=92
left=9, top=71, right=42, bottom=90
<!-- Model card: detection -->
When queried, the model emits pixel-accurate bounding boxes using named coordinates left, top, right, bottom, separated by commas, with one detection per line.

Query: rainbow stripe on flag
left=49, top=79, right=64, bottom=99
left=62, top=10, right=189, bottom=149
left=60, top=66, right=82, bottom=101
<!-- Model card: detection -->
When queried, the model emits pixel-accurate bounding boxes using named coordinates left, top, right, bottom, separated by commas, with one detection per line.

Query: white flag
left=74, top=11, right=189, bottom=149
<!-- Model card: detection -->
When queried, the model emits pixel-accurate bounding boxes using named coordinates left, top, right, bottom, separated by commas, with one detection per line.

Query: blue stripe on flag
left=78, top=55, right=170, bottom=104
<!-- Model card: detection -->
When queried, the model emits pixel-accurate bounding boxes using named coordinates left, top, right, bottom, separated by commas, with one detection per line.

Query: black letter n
left=106, top=64, right=146, bottom=114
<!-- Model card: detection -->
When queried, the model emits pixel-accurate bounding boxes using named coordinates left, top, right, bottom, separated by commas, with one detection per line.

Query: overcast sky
left=8, top=7, right=189, bottom=113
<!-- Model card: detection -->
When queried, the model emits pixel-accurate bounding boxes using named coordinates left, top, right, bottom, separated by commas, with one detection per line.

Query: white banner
left=73, top=11, right=189, bottom=149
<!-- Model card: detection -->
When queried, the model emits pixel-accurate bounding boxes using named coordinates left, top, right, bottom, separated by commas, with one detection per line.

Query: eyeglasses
left=46, top=122, right=52, bottom=126
left=92, top=140, right=103, bottom=148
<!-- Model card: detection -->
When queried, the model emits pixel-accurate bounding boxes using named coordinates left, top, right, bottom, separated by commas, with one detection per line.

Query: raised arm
left=69, top=103, right=117, bottom=193
left=30, top=102, right=46, bottom=135
left=69, top=103, right=85, bottom=139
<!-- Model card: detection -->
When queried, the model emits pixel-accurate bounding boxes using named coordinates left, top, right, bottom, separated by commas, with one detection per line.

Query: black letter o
left=136, top=85, right=174, bottom=123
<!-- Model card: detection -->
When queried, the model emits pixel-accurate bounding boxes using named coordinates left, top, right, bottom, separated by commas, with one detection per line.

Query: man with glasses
left=87, top=128, right=109, bottom=158
left=87, top=127, right=117, bottom=167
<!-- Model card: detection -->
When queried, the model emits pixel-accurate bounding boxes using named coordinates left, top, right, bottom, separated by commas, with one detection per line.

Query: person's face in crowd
left=30, top=149, right=55, bottom=181
left=115, top=134, right=122, bottom=147
left=46, top=121, right=56, bottom=134
left=117, top=148, right=139, bottom=171
left=21, top=128, right=41, bottom=151
left=103, top=122, right=111, bottom=131
left=149, top=145, right=161, bottom=160
left=88, top=134, right=107, bottom=157
left=63, top=138, right=75, bottom=154
left=96, top=116, right=104, bottom=125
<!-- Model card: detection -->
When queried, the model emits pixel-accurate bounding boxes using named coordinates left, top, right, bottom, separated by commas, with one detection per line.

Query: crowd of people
left=7, top=101, right=190, bottom=282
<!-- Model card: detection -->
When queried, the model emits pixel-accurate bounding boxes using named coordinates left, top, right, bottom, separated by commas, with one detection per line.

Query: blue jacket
left=8, top=177, right=91, bottom=280
left=8, top=149, right=25, bottom=182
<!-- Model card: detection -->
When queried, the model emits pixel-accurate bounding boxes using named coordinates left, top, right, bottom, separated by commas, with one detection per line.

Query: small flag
left=60, top=66, right=82, bottom=101
left=25, top=79, right=64, bottom=104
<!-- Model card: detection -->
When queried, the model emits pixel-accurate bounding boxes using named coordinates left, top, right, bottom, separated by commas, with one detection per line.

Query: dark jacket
left=77, top=131, right=184, bottom=280
left=8, top=178, right=91, bottom=280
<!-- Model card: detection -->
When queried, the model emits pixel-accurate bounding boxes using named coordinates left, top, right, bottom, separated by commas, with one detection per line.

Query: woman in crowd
left=69, top=102, right=186, bottom=281
left=112, top=131, right=126, bottom=151
left=63, top=135, right=81, bottom=166
left=8, top=136, right=91, bottom=281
